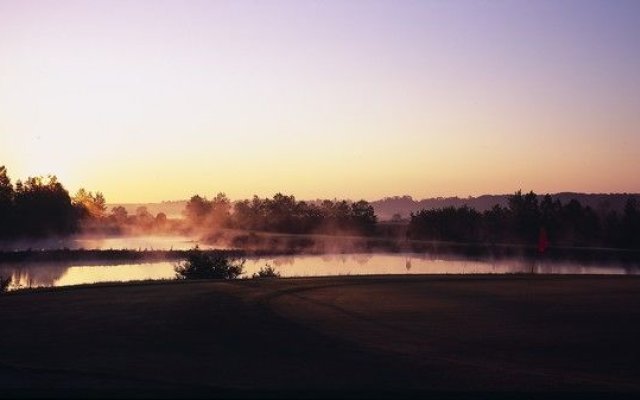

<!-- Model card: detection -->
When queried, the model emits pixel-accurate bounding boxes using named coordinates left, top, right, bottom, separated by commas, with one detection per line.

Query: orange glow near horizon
left=1, top=1, right=639, bottom=203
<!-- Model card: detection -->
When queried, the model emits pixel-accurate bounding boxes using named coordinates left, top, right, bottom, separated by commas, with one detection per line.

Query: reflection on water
left=255, top=254, right=640, bottom=277
left=2, top=253, right=640, bottom=291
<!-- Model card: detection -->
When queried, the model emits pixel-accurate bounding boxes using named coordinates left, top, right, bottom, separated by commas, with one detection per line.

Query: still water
left=2, top=253, right=639, bottom=291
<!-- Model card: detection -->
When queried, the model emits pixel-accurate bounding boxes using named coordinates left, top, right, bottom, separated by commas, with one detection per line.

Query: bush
left=175, top=246, right=245, bottom=280
left=0, top=276, right=11, bottom=293
left=252, top=264, right=281, bottom=279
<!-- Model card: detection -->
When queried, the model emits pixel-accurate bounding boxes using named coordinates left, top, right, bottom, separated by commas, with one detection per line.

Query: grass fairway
left=2, top=275, right=640, bottom=397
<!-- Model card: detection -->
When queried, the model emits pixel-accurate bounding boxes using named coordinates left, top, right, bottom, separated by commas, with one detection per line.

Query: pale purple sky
left=1, top=0, right=639, bottom=202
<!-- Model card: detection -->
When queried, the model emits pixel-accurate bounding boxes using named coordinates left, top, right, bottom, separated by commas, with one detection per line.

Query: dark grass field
left=2, top=275, right=640, bottom=398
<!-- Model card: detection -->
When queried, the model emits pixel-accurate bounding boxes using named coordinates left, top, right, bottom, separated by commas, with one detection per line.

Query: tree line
left=183, top=192, right=378, bottom=236
left=2, top=165, right=639, bottom=250
left=0, top=166, right=377, bottom=238
left=0, top=166, right=106, bottom=238
left=408, top=190, right=640, bottom=249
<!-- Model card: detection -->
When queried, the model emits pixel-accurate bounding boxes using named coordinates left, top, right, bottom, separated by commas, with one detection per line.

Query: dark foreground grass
left=2, top=275, right=640, bottom=398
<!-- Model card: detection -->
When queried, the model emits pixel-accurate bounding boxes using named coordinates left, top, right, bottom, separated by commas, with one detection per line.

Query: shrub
left=0, top=275, right=11, bottom=293
left=252, top=264, right=281, bottom=279
left=175, top=246, right=245, bottom=280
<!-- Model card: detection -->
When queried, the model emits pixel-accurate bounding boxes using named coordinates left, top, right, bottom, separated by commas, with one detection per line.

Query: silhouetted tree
left=508, top=190, right=540, bottom=244
left=209, top=193, right=231, bottom=227
left=0, top=166, right=15, bottom=238
left=482, top=205, right=510, bottom=244
left=409, top=206, right=481, bottom=242
left=622, top=198, right=640, bottom=248
left=539, top=194, right=561, bottom=243
left=350, top=200, right=377, bottom=235
left=13, top=175, right=81, bottom=236
left=184, top=195, right=212, bottom=225
left=0, top=167, right=113, bottom=238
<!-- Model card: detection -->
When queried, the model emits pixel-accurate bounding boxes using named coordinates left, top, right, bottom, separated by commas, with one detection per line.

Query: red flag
left=538, top=228, right=549, bottom=253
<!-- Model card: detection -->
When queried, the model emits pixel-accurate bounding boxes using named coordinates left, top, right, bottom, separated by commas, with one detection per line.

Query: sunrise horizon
left=2, top=0, right=639, bottom=204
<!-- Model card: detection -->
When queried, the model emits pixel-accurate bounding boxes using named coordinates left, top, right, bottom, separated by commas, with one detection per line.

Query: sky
left=1, top=0, right=639, bottom=203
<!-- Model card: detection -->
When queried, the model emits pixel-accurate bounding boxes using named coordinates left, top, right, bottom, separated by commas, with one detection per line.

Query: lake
left=2, top=253, right=639, bottom=291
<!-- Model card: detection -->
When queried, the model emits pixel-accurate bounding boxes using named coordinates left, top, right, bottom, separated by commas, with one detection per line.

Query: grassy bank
left=1, top=275, right=640, bottom=397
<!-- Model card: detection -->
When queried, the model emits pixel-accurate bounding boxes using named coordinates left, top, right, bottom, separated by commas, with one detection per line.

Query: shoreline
left=1, top=238, right=640, bottom=265
left=5, top=272, right=639, bottom=295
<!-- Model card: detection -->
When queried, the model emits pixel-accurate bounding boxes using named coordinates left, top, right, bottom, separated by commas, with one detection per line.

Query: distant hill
left=109, top=193, right=640, bottom=222
left=107, top=200, right=187, bottom=219
left=371, top=193, right=640, bottom=221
